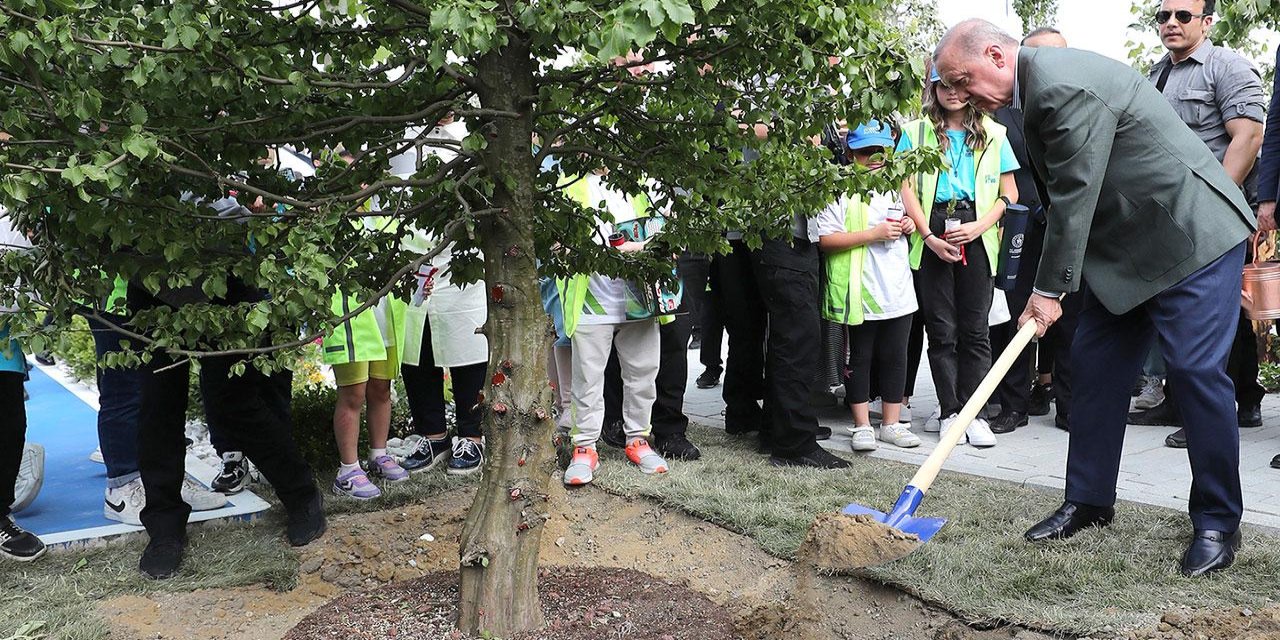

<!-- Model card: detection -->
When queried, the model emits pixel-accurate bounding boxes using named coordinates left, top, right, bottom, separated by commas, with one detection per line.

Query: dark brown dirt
left=802, top=511, right=922, bottom=571
left=1125, top=605, right=1280, bottom=639
left=284, top=566, right=738, bottom=639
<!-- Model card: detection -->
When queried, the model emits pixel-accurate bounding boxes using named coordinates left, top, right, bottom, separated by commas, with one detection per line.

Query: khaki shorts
left=332, top=346, right=399, bottom=387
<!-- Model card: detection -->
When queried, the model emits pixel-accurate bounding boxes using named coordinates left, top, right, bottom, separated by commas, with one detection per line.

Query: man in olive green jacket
left=933, top=19, right=1254, bottom=577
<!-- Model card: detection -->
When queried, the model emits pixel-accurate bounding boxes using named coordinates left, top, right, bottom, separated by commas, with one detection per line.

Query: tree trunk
left=457, top=32, right=554, bottom=636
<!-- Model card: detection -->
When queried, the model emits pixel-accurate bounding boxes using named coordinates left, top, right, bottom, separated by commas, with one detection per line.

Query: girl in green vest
left=817, top=121, right=923, bottom=452
left=897, top=62, right=1020, bottom=448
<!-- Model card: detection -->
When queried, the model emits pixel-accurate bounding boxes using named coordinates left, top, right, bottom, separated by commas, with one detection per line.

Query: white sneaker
left=10, top=443, right=44, bottom=513
left=966, top=418, right=998, bottom=448
left=878, top=422, right=922, bottom=448
left=868, top=399, right=883, bottom=419
left=104, top=478, right=147, bottom=525
left=89, top=447, right=104, bottom=464
left=1131, top=377, right=1165, bottom=411
left=899, top=404, right=913, bottom=425
left=182, top=475, right=229, bottom=511
left=849, top=425, right=878, bottom=451
left=940, top=413, right=964, bottom=444
left=923, top=408, right=943, bottom=433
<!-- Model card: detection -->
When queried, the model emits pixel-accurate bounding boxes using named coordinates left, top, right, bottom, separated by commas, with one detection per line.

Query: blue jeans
left=88, top=314, right=142, bottom=488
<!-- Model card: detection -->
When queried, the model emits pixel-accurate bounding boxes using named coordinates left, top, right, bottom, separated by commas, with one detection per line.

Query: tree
left=1013, top=0, right=1058, bottom=30
left=0, top=0, right=926, bottom=635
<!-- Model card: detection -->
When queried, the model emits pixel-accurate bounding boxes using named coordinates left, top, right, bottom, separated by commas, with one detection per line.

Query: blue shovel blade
left=841, top=485, right=948, bottom=543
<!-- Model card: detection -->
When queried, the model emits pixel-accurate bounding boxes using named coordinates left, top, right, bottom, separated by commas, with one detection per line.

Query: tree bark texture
left=457, top=32, right=557, bottom=636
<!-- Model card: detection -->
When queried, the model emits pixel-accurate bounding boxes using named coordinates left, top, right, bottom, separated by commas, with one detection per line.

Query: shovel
left=841, top=320, right=1040, bottom=549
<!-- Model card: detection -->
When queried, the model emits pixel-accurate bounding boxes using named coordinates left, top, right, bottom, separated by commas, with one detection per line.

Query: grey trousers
left=570, top=320, right=660, bottom=447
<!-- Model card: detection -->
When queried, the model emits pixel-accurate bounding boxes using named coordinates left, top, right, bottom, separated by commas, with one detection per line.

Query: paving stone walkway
left=682, top=337, right=1280, bottom=531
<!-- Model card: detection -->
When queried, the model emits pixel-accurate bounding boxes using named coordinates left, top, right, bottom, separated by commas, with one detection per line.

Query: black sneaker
left=695, top=369, right=721, bottom=389
left=1028, top=383, right=1052, bottom=416
left=769, top=447, right=852, bottom=469
left=688, top=333, right=702, bottom=351
left=1128, top=401, right=1182, bottom=427
left=139, top=537, right=185, bottom=579
left=602, top=419, right=626, bottom=449
left=989, top=411, right=1028, bottom=434
left=655, top=433, right=702, bottom=461
left=0, top=516, right=46, bottom=562
left=285, top=491, right=326, bottom=547
left=447, top=438, right=485, bottom=476
left=1054, top=413, right=1070, bottom=432
left=815, top=426, right=832, bottom=441
left=401, top=435, right=452, bottom=472
left=1165, top=427, right=1188, bottom=449
left=211, top=452, right=250, bottom=494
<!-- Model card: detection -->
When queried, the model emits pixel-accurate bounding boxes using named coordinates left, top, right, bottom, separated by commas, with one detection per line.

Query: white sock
left=370, top=448, right=387, bottom=461
left=338, top=462, right=361, bottom=475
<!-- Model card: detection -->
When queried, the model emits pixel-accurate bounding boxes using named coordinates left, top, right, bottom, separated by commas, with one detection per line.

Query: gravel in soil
left=285, top=566, right=738, bottom=639
left=1124, top=605, right=1280, bottom=639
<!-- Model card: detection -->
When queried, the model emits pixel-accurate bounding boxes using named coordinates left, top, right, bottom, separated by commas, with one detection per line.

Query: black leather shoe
left=655, top=433, right=701, bottom=461
left=1028, top=383, right=1052, bottom=416
left=286, top=491, right=326, bottom=547
left=1238, top=404, right=1263, bottom=429
left=601, top=418, right=626, bottom=449
left=989, top=411, right=1028, bottom=434
left=1054, top=413, right=1070, bottom=432
left=695, top=369, right=721, bottom=389
left=1165, top=427, right=1188, bottom=449
left=769, top=447, right=851, bottom=469
left=815, top=426, right=832, bottom=441
left=1180, top=529, right=1241, bottom=577
left=1271, top=453, right=1280, bottom=470
left=1024, top=502, right=1115, bottom=542
left=1128, top=401, right=1182, bottom=427
left=139, top=537, right=186, bottom=579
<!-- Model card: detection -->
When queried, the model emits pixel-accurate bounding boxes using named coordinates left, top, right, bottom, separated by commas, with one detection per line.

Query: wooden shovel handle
left=907, top=320, right=1039, bottom=493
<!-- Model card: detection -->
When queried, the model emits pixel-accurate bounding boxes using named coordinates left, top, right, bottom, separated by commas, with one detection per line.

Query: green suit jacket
left=1018, top=47, right=1255, bottom=314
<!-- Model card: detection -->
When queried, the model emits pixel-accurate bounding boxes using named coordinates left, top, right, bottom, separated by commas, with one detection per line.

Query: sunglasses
left=1155, top=9, right=1208, bottom=25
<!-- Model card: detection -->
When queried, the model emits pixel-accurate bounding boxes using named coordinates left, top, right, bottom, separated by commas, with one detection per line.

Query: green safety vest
left=556, top=175, right=664, bottom=338
left=903, top=116, right=1008, bottom=273
left=821, top=197, right=884, bottom=326
left=321, top=214, right=407, bottom=366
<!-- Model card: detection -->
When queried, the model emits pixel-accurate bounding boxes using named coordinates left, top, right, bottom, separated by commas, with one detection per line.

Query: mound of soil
left=802, top=512, right=921, bottom=571
left=284, top=566, right=737, bottom=640
left=1127, top=605, right=1280, bottom=640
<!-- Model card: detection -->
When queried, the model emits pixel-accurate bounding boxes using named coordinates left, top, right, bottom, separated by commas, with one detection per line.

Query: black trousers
left=919, top=208, right=994, bottom=417
left=846, top=315, right=913, bottom=405
left=1067, top=244, right=1245, bottom=532
left=0, top=371, right=26, bottom=519
left=712, top=236, right=822, bottom=457
left=868, top=279, right=926, bottom=400
left=130, top=283, right=318, bottom=542
left=687, top=254, right=724, bottom=375
left=402, top=321, right=487, bottom=439
left=991, top=291, right=1080, bottom=417
left=1228, top=310, right=1266, bottom=408
left=604, top=255, right=699, bottom=436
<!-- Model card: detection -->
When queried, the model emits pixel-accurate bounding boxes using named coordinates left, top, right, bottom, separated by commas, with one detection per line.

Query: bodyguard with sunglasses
left=1143, top=0, right=1268, bottom=449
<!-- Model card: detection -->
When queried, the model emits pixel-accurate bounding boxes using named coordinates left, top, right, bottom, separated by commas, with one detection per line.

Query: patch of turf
left=592, top=424, right=1280, bottom=635
left=1, top=473, right=475, bottom=640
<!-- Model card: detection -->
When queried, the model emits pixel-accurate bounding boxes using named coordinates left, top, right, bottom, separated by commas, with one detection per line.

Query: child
left=559, top=170, right=668, bottom=486
left=897, top=63, right=1019, bottom=448
left=816, top=121, right=923, bottom=452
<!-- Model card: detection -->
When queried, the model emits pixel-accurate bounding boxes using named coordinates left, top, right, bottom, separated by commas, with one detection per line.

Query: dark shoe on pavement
left=1054, top=413, right=1070, bottom=432
left=1024, top=501, right=1115, bottom=542
left=139, top=537, right=185, bottom=579
left=688, top=335, right=702, bottom=351
left=0, top=515, right=46, bottom=562
left=1238, top=404, right=1263, bottom=429
left=1128, top=401, right=1182, bottom=427
left=1028, top=383, right=1052, bottom=416
left=769, top=447, right=852, bottom=469
left=695, top=369, right=721, bottom=389
left=655, top=433, right=702, bottom=461
left=601, top=418, right=626, bottom=449
left=285, top=491, right=326, bottom=547
left=1165, top=427, right=1187, bottom=449
left=33, top=352, right=54, bottom=366
left=1272, top=453, right=1280, bottom=470
left=1180, top=529, right=1241, bottom=577
left=989, top=411, right=1028, bottom=434
left=815, top=426, right=832, bottom=441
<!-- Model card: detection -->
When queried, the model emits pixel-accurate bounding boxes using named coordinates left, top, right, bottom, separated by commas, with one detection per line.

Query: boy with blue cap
left=815, top=121, right=923, bottom=451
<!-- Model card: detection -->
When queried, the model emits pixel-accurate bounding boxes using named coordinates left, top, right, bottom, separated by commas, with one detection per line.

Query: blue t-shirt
left=896, top=128, right=1019, bottom=203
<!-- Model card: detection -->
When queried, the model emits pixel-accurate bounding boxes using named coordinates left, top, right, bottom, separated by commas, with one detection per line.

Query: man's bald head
left=1022, top=27, right=1067, bottom=48
left=932, top=18, right=1020, bottom=112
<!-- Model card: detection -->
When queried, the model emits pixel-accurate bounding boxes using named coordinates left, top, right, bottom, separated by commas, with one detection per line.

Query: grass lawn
left=592, top=424, right=1280, bottom=635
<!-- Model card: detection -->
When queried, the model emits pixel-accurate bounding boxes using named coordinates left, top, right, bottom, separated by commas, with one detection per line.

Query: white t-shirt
left=578, top=175, right=638, bottom=326
left=815, top=193, right=918, bottom=321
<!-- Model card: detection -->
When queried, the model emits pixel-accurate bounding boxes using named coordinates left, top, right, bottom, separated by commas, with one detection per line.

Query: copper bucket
left=1242, top=232, right=1280, bottom=320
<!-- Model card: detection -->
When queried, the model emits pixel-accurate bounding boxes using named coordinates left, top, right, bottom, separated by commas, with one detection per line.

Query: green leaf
left=123, top=133, right=156, bottom=160
left=659, top=0, right=696, bottom=24
left=62, top=165, right=87, bottom=187
left=179, top=25, right=200, bottom=49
